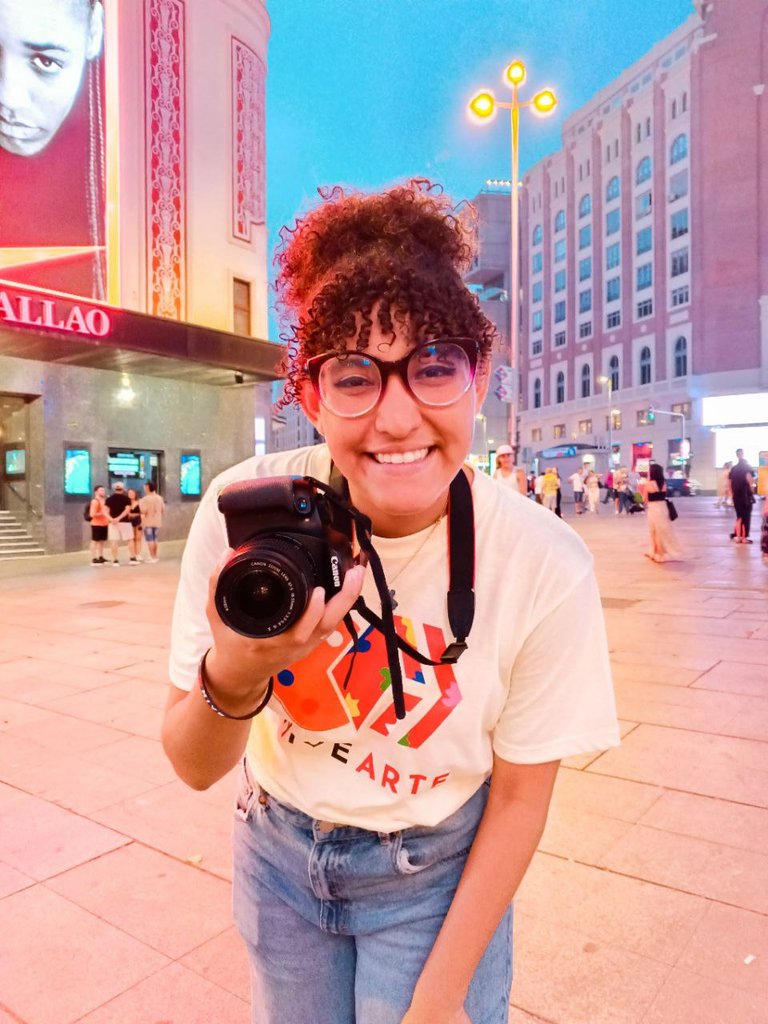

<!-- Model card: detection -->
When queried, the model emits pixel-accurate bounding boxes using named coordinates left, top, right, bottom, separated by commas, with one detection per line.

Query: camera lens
left=215, top=536, right=315, bottom=638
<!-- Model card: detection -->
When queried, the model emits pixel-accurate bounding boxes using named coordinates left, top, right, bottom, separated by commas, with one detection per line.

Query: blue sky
left=265, top=0, right=694, bottom=338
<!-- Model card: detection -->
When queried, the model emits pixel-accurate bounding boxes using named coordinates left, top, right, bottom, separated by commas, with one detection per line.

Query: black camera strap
left=313, top=468, right=475, bottom=721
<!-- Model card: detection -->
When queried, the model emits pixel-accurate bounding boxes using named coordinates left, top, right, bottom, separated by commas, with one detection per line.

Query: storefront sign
left=0, top=286, right=112, bottom=339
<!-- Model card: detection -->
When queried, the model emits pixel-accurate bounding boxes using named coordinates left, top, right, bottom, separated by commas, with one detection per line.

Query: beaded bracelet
left=197, top=649, right=274, bottom=721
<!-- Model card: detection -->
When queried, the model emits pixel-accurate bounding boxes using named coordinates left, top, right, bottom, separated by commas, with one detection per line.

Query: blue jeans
left=232, top=763, right=513, bottom=1024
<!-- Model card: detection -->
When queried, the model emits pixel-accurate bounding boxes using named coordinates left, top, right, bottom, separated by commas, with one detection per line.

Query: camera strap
left=316, top=467, right=475, bottom=721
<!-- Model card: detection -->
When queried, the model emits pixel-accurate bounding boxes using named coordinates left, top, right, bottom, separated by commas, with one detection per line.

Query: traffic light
left=647, top=407, right=656, bottom=423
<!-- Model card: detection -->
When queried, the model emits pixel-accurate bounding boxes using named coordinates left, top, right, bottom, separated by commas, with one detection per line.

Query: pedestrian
left=533, top=470, right=545, bottom=504
left=527, top=472, right=536, bottom=500
left=492, top=445, right=519, bottom=492
left=641, top=462, right=682, bottom=563
left=555, top=468, right=563, bottom=518
left=139, top=481, right=165, bottom=562
left=88, top=484, right=108, bottom=565
left=714, top=463, right=732, bottom=509
left=585, top=470, right=600, bottom=513
left=613, top=467, right=629, bottom=514
left=761, top=499, right=768, bottom=564
left=105, top=481, right=134, bottom=566
left=127, top=488, right=144, bottom=562
left=568, top=467, right=585, bottom=514
left=162, top=179, right=619, bottom=1024
left=541, top=466, right=559, bottom=512
left=602, top=468, right=614, bottom=505
left=729, top=449, right=755, bottom=544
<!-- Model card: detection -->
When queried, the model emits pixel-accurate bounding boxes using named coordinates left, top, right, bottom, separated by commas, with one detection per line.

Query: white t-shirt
left=169, top=444, right=619, bottom=831
left=569, top=472, right=584, bottom=493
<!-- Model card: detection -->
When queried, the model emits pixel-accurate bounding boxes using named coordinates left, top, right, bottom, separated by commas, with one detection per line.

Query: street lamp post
left=468, top=63, right=557, bottom=464
left=597, top=374, right=613, bottom=470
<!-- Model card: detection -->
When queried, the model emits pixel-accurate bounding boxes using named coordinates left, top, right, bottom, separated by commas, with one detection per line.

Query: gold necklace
left=386, top=510, right=446, bottom=610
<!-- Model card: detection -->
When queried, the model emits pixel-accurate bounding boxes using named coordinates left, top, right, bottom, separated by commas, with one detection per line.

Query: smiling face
left=0, top=0, right=104, bottom=156
left=301, top=317, right=489, bottom=537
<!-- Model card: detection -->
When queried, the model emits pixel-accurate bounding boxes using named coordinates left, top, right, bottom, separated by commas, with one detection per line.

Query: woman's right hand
left=201, top=550, right=367, bottom=716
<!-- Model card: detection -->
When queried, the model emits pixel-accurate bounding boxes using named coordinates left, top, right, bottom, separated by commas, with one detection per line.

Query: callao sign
left=0, top=286, right=112, bottom=339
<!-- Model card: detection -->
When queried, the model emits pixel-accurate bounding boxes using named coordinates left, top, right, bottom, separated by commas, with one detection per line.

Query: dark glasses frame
left=305, top=337, right=481, bottom=418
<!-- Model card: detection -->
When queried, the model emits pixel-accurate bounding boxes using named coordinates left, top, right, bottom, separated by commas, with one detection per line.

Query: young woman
left=126, top=487, right=143, bottom=563
left=641, top=462, right=682, bottom=563
left=491, top=445, right=524, bottom=495
left=162, top=180, right=619, bottom=1024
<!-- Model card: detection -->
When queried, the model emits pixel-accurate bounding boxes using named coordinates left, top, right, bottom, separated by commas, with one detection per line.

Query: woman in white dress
left=642, top=462, right=683, bottom=563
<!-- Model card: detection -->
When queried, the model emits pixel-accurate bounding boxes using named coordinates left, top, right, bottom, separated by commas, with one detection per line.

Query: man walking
left=569, top=467, right=585, bottom=514
left=729, top=449, right=755, bottom=544
left=139, top=481, right=165, bottom=562
left=105, top=482, right=135, bottom=565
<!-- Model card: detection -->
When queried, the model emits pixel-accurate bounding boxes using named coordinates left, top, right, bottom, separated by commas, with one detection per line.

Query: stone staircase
left=0, top=510, right=45, bottom=559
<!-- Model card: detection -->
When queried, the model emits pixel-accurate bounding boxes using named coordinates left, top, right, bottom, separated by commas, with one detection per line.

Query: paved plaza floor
left=0, top=497, right=766, bottom=1024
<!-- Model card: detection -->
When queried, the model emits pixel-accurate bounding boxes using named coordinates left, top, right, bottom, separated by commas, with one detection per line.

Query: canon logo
left=330, top=554, right=342, bottom=589
left=0, top=289, right=112, bottom=339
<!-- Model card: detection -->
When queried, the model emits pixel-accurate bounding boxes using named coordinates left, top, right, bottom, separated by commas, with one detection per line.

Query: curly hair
left=274, top=178, right=498, bottom=406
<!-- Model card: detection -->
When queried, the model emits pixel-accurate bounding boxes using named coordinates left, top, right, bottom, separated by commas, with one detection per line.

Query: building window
left=233, top=278, right=252, bottom=335
left=578, top=418, right=593, bottom=434
left=606, top=209, right=620, bottom=235
left=532, top=252, right=543, bottom=274
left=554, top=239, right=566, bottom=263
left=671, top=208, right=689, bottom=239
left=579, top=256, right=592, bottom=281
left=579, top=194, right=592, bottom=218
left=532, top=310, right=543, bottom=331
left=606, top=276, right=620, bottom=302
left=674, top=336, right=688, bottom=377
left=636, top=263, right=653, bottom=290
left=635, top=190, right=652, bottom=219
left=532, top=224, right=543, bottom=245
left=639, top=346, right=652, bottom=385
left=606, top=143, right=611, bottom=163
left=645, top=116, right=651, bottom=138
left=606, top=242, right=620, bottom=269
left=672, top=400, right=690, bottom=416
left=532, top=281, right=543, bottom=303
left=555, top=372, right=565, bottom=404
left=606, top=176, right=620, bottom=202
left=669, top=169, right=688, bottom=201
left=608, top=354, right=620, bottom=391
left=554, top=331, right=566, bottom=348
left=682, top=91, right=688, bottom=112
left=671, top=284, right=689, bottom=307
left=554, top=269, right=566, bottom=292
left=586, top=158, right=590, bottom=176
left=533, top=378, right=542, bottom=408
left=532, top=338, right=543, bottom=356
left=671, top=248, right=689, bottom=277
left=580, top=363, right=591, bottom=398
left=532, top=427, right=543, bottom=442
left=636, top=156, right=652, bottom=184
left=579, top=288, right=592, bottom=313
left=607, top=310, right=621, bottom=330
left=579, top=321, right=592, bottom=338
left=607, top=411, right=622, bottom=430
left=637, top=298, right=653, bottom=318
left=578, top=225, right=592, bottom=250
left=554, top=210, right=566, bottom=232
left=554, top=300, right=566, bottom=323
left=614, top=139, right=619, bottom=158
left=671, top=98, right=677, bottom=119
left=635, top=226, right=652, bottom=255
left=554, top=424, right=566, bottom=439
left=635, top=122, right=642, bottom=144
left=670, top=133, right=688, bottom=164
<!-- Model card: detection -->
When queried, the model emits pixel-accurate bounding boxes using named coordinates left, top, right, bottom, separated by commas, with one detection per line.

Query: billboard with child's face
left=0, top=0, right=109, bottom=300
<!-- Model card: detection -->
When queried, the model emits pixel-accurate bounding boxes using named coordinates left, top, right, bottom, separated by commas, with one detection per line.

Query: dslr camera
left=215, top=476, right=358, bottom=638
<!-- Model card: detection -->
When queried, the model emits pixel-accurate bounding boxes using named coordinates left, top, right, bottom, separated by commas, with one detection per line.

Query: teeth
left=374, top=448, right=429, bottom=465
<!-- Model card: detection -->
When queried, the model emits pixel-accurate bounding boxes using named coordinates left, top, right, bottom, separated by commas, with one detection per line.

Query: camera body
left=215, top=476, right=356, bottom=638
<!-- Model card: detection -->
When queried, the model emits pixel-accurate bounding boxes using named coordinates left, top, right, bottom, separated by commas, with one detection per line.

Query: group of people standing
left=88, top=481, right=165, bottom=566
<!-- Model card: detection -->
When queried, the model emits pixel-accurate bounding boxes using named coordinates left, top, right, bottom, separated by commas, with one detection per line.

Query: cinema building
left=470, top=0, right=768, bottom=487
left=0, top=0, right=278, bottom=558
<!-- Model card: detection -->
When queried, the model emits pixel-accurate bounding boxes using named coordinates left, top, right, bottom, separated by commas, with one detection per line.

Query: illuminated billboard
left=0, top=0, right=111, bottom=301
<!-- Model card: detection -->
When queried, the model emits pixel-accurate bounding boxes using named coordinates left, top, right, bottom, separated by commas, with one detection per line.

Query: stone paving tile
left=510, top=913, right=670, bottom=1024
left=179, top=926, right=251, bottom=1003
left=0, top=859, right=34, bottom=899
left=721, top=697, right=768, bottom=742
left=46, top=844, right=234, bottom=960
left=5, top=710, right=130, bottom=755
left=78, top=734, right=180, bottom=786
left=640, top=967, right=766, bottom=1024
left=0, top=733, right=59, bottom=782
left=675, top=902, right=768, bottom=995
left=0, top=886, right=168, bottom=1024
left=597, top=824, right=768, bottom=915
left=589, top=723, right=768, bottom=807
left=692, top=659, right=768, bottom=696
left=538, top=803, right=634, bottom=864
left=612, top=678, right=752, bottom=733
left=550, top=767, right=663, bottom=824
left=35, top=685, right=147, bottom=725
left=74, top=961, right=250, bottom=1024
left=0, top=696, right=56, bottom=731
left=639, top=790, right=768, bottom=854
left=9, top=752, right=157, bottom=816
left=0, top=675, right=81, bottom=705
left=0, top=788, right=130, bottom=880
left=609, top=659, right=704, bottom=687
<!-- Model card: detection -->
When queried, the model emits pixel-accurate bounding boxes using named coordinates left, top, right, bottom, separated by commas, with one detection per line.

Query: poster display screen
left=5, top=448, right=25, bottom=475
left=64, top=447, right=91, bottom=495
left=0, top=0, right=109, bottom=300
left=180, top=453, right=201, bottom=497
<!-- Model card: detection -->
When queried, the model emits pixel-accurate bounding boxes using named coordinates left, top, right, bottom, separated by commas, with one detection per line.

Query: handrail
left=5, top=481, right=42, bottom=520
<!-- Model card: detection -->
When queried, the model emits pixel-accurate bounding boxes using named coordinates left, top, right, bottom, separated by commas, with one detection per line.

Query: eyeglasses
left=305, top=338, right=480, bottom=419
